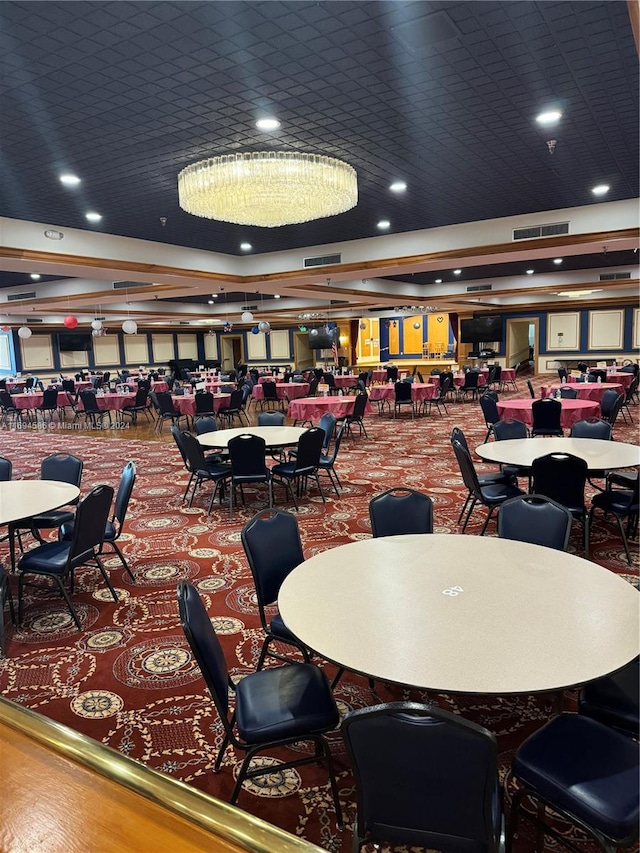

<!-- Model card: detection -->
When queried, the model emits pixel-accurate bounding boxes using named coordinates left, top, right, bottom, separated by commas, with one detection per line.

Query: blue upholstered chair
left=369, top=487, right=433, bottom=537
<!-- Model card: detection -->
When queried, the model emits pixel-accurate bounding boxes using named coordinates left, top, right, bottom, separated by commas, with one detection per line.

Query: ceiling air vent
left=26, top=317, right=43, bottom=323
left=179, top=321, right=190, bottom=326
left=8, top=291, right=36, bottom=301
left=466, top=284, right=493, bottom=293
left=599, top=272, right=631, bottom=281
left=303, top=253, right=341, bottom=268
left=513, top=222, right=569, bottom=241
left=113, top=280, right=146, bottom=290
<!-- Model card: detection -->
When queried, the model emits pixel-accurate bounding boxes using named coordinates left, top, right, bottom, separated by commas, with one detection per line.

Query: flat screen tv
left=459, top=316, right=503, bottom=344
left=309, top=326, right=339, bottom=350
left=58, top=332, right=93, bottom=352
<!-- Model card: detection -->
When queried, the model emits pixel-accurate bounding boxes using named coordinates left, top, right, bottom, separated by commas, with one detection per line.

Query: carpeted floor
left=0, top=376, right=637, bottom=852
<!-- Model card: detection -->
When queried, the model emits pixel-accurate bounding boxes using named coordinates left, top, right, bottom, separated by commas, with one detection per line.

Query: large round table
left=286, top=395, right=372, bottom=424
left=198, top=425, right=307, bottom=450
left=540, top=382, right=622, bottom=402
left=496, top=398, right=599, bottom=430
left=475, top=437, right=640, bottom=472
left=278, top=534, right=639, bottom=695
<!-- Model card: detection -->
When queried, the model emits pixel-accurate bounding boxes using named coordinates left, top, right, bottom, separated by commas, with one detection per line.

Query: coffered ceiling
left=0, top=1, right=638, bottom=328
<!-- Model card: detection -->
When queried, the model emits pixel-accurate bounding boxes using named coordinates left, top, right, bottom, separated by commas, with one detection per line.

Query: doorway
left=506, top=317, right=539, bottom=375
left=220, top=335, right=243, bottom=371
left=294, top=332, right=313, bottom=370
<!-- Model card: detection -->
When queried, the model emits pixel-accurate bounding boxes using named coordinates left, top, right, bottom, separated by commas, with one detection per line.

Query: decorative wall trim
left=269, top=330, right=290, bottom=359
left=22, top=334, right=55, bottom=370
left=547, top=312, right=579, bottom=351
left=634, top=308, right=640, bottom=349
left=588, top=309, right=624, bottom=350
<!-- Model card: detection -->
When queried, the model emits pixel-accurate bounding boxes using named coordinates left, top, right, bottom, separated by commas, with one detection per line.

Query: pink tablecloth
left=77, top=393, right=143, bottom=412
left=540, top=382, right=622, bottom=402
left=430, top=373, right=487, bottom=389
left=481, top=368, right=516, bottom=382
left=496, top=398, right=599, bottom=430
left=171, top=393, right=231, bottom=416
left=11, top=392, right=73, bottom=410
left=332, top=375, right=358, bottom=389
left=372, top=370, right=388, bottom=384
left=127, top=380, right=168, bottom=393
left=567, top=372, right=633, bottom=390
left=287, top=396, right=373, bottom=423
left=252, top=383, right=310, bottom=400
left=368, top=383, right=436, bottom=403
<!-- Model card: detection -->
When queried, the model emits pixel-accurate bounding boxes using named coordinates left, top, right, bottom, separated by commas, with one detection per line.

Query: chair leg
left=109, top=541, right=136, bottom=583
left=457, top=492, right=472, bottom=525
left=95, top=555, right=119, bottom=603
left=479, top=505, right=496, bottom=535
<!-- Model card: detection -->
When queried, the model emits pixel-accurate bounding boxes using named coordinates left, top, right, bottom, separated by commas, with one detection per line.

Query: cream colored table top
left=0, top=481, right=80, bottom=525
left=476, top=437, right=640, bottom=471
left=278, top=534, right=639, bottom=694
left=198, top=425, right=307, bottom=450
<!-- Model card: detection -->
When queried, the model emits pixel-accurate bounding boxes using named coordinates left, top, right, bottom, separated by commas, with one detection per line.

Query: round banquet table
left=496, top=398, right=599, bottom=430
left=429, top=372, right=487, bottom=388
left=481, top=367, right=516, bottom=382
left=371, top=370, right=388, bottom=384
left=278, top=534, right=639, bottom=695
left=171, top=393, right=231, bottom=416
left=540, top=382, right=622, bottom=402
left=287, top=395, right=373, bottom=424
left=0, top=481, right=81, bottom=526
left=332, top=375, right=358, bottom=390
left=198, top=425, right=307, bottom=450
left=251, top=382, right=309, bottom=401
left=475, top=437, right=640, bottom=472
left=368, top=382, right=436, bottom=405
left=569, top=372, right=633, bottom=390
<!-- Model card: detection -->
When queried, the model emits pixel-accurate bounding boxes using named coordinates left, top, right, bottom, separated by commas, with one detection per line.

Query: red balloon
left=63, top=315, right=79, bottom=329
left=1, top=326, right=10, bottom=332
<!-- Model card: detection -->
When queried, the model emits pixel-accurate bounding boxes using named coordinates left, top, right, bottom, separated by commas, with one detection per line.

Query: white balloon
left=258, top=320, right=270, bottom=333
left=18, top=326, right=32, bottom=339
left=91, top=319, right=103, bottom=330
left=122, top=319, right=137, bottom=335
left=241, top=311, right=254, bottom=323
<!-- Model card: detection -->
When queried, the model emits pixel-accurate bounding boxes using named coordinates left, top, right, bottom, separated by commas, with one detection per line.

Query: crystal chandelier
left=177, top=152, right=357, bottom=227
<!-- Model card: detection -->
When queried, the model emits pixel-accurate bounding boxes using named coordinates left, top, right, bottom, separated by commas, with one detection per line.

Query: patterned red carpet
left=0, top=376, right=637, bottom=852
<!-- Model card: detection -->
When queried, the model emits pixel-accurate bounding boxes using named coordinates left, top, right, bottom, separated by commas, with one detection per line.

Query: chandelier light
left=177, top=152, right=358, bottom=227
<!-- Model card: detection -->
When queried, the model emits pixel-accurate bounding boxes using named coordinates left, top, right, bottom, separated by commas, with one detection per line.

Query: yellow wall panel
left=388, top=320, right=400, bottom=356
left=428, top=313, right=449, bottom=349
left=403, top=317, right=423, bottom=353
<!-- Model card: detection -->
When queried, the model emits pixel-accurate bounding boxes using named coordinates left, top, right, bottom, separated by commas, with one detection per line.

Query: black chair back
left=41, top=453, right=83, bottom=487
left=369, top=488, right=433, bottom=537
left=461, top=372, right=479, bottom=390
left=178, top=581, right=232, bottom=721
left=479, top=394, right=499, bottom=427
left=257, top=411, right=285, bottom=426
left=308, top=377, right=319, bottom=397
left=0, top=456, right=12, bottom=481
left=317, top=412, right=337, bottom=449
left=451, top=439, right=481, bottom=499
left=155, top=391, right=178, bottom=415
left=133, top=387, right=149, bottom=407
left=577, top=362, right=588, bottom=373
left=195, top=392, right=215, bottom=415
left=557, top=368, right=567, bottom=382
left=261, top=381, right=278, bottom=401
left=559, top=386, right=577, bottom=398
left=570, top=418, right=612, bottom=440
left=589, top=369, right=607, bottom=383
left=114, top=461, right=136, bottom=527
left=41, top=388, right=58, bottom=408
left=180, top=430, right=212, bottom=474
left=194, top=416, right=217, bottom=435
left=79, top=390, right=101, bottom=413
left=62, top=379, right=75, bottom=393
left=291, top=427, right=324, bottom=473
left=228, top=434, right=268, bottom=480
left=498, top=495, right=572, bottom=551
left=241, top=509, right=304, bottom=608
left=351, top=391, right=368, bottom=418
left=450, top=426, right=470, bottom=454
left=394, top=381, right=412, bottom=402
left=531, top=398, right=562, bottom=436
left=526, top=380, right=536, bottom=398
left=341, top=702, right=500, bottom=852
left=169, top=425, right=188, bottom=465
left=531, top=453, right=587, bottom=512
left=417, top=371, right=425, bottom=383
left=69, top=484, right=114, bottom=566
left=386, top=366, right=398, bottom=382
left=492, top=418, right=528, bottom=441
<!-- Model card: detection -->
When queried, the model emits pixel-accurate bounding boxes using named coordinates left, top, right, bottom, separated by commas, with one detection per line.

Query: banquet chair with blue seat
left=507, top=713, right=639, bottom=853
left=498, top=495, right=572, bottom=551
left=479, top=393, right=501, bottom=442
left=77, top=390, right=111, bottom=428
left=369, top=488, right=433, bottom=537
left=177, top=581, right=342, bottom=821
left=589, top=472, right=639, bottom=565
left=257, top=411, right=285, bottom=426
left=341, top=702, right=502, bottom=853
left=531, top=452, right=589, bottom=556
left=578, top=656, right=639, bottom=738
left=491, top=418, right=530, bottom=483
left=60, top=461, right=137, bottom=583
left=559, top=385, right=578, bottom=398
left=17, top=484, right=116, bottom=630
left=343, top=391, right=369, bottom=439
left=227, top=433, right=273, bottom=520
left=452, top=439, right=524, bottom=534
left=393, top=381, right=415, bottom=418
left=180, top=431, right=231, bottom=514
left=450, top=428, right=517, bottom=526
left=531, top=397, right=563, bottom=436
left=271, top=427, right=325, bottom=511
left=569, top=418, right=612, bottom=440
left=241, top=509, right=311, bottom=670
left=26, top=453, right=84, bottom=546
left=318, top=422, right=346, bottom=497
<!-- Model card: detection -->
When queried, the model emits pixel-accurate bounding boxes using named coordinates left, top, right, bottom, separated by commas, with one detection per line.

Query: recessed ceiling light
left=557, top=289, right=603, bottom=298
left=274, top=294, right=281, bottom=299
left=435, top=278, right=442, bottom=284
left=85, top=212, right=102, bottom=223
left=256, top=117, right=281, bottom=131
left=553, top=258, right=563, bottom=265
left=30, top=274, right=41, bottom=280
left=59, top=173, right=81, bottom=186
left=208, top=300, right=214, bottom=304
left=526, top=269, right=534, bottom=275
left=453, top=269, right=462, bottom=275
left=389, top=181, right=407, bottom=193
left=377, top=220, right=391, bottom=229
left=591, top=184, right=610, bottom=196
left=240, top=242, right=252, bottom=251
left=210, top=293, right=218, bottom=298
left=536, top=110, right=562, bottom=125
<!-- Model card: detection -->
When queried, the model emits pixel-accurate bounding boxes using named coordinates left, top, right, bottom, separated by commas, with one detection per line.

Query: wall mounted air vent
left=512, top=222, right=569, bottom=241
left=303, top=253, right=341, bottom=268
left=179, top=321, right=190, bottom=325
left=330, top=299, right=349, bottom=305
left=599, top=272, right=631, bottom=281
left=241, top=305, right=258, bottom=311
left=466, top=284, right=493, bottom=293
left=8, top=291, right=36, bottom=301
left=26, top=317, right=43, bottom=323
